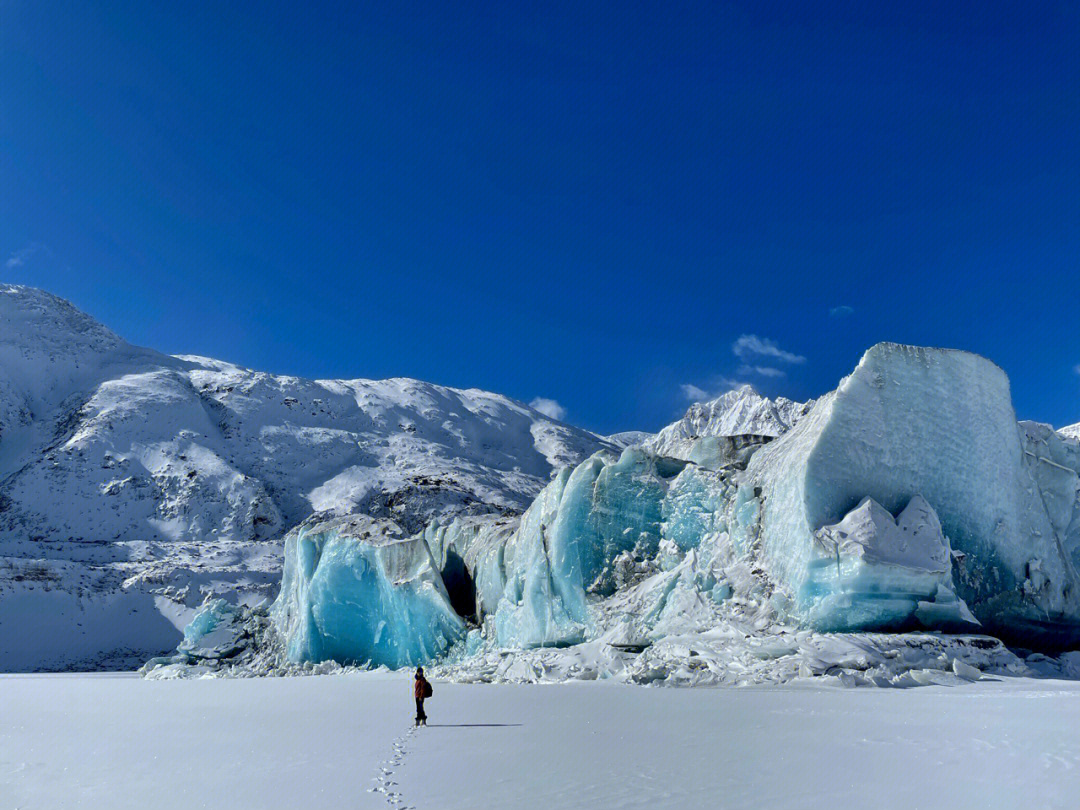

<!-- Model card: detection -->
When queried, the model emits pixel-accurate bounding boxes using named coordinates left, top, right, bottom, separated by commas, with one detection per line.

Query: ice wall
left=271, top=515, right=465, bottom=667
left=165, top=342, right=1080, bottom=678
left=488, top=448, right=688, bottom=648
left=741, top=343, right=1080, bottom=643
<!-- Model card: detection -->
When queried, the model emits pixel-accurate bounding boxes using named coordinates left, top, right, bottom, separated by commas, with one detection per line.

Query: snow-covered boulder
left=739, top=343, right=1080, bottom=644
left=270, top=515, right=465, bottom=668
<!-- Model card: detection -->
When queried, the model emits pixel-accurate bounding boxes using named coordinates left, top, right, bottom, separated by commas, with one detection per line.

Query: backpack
left=422, top=679, right=433, bottom=699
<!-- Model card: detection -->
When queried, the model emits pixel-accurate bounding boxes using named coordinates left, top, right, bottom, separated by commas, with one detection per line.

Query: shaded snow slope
left=647, top=385, right=811, bottom=460
left=602, top=430, right=654, bottom=449
left=0, top=285, right=609, bottom=670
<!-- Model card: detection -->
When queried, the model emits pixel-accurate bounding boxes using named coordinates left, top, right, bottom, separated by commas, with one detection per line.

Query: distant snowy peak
left=1061, top=423, right=1080, bottom=443
left=647, top=385, right=812, bottom=460
left=603, top=431, right=655, bottom=450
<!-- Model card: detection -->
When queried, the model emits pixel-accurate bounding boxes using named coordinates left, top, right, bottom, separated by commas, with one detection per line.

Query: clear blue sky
left=2, top=1, right=1078, bottom=434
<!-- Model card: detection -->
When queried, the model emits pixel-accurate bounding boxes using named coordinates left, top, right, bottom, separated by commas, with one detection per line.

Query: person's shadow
left=422, top=723, right=522, bottom=728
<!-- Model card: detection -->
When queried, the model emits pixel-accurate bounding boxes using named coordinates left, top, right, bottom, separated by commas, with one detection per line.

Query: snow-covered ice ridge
left=0, top=285, right=611, bottom=670
left=149, top=343, right=1080, bottom=685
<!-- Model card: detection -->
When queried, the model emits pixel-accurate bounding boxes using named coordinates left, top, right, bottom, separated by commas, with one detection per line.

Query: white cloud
left=5, top=243, right=51, bottom=269
left=736, top=364, right=786, bottom=378
left=747, top=365, right=785, bottom=378
left=731, top=334, right=806, bottom=365
left=830, top=305, right=854, bottom=317
left=680, top=377, right=751, bottom=402
left=681, top=335, right=802, bottom=406
left=529, top=397, right=567, bottom=421
left=680, top=384, right=712, bottom=401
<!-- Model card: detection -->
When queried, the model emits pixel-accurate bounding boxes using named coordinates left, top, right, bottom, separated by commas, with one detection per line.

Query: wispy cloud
left=830, top=305, right=854, bottom=318
left=680, top=377, right=752, bottom=402
left=530, top=397, right=567, bottom=421
left=731, top=334, right=806, bottom=365
left=5, top=243, right=52, bottom=269
left=739, top=365, right=785, bottom=378
left=680, top=384, right=712, bottom=401
left=681, top=334, right=805, bottom=404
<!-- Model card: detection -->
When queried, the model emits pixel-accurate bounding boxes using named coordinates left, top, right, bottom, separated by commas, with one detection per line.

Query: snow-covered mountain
left=0, top=284, right=610, bottom=670
left=1061, top=423, right=1080, bottom=443
left=646, top=385, right=811, bottom=460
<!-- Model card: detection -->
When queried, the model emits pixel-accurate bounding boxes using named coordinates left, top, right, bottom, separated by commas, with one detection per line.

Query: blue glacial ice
left=271, top=515, right=466, bottom=667
left=422, top=514, right=519, bottom=620
left=804, top=494, right=976, bottom=631
left=491, top=448, right=687, bottom=648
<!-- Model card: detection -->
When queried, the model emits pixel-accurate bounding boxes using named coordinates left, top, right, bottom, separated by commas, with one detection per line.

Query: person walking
left=414, top=667, right=432, bottom=726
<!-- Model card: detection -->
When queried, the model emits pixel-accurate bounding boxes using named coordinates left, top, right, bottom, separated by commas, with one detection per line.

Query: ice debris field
left=139, top=342, right=1080, bottom=690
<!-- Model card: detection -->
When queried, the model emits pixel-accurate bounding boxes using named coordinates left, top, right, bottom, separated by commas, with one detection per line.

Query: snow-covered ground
left=3, top=673, right=1079, bottom=809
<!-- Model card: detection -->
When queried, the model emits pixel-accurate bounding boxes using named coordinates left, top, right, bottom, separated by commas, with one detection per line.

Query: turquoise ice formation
left=270, top=515, right=466, bottom=667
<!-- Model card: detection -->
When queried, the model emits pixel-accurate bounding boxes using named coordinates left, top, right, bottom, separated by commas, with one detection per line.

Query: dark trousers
left=415, top=697, right=427, bottom=724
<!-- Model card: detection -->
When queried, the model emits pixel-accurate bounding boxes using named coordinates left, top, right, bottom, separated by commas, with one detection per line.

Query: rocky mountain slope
left=0, top=284, right=610, bottom=670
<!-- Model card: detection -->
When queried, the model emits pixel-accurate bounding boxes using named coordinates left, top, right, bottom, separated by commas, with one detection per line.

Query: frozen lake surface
left=2, top=672, right=1079, bottom=809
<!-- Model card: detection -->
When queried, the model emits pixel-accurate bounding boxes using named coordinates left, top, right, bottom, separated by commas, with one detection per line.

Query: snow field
left=3, top=673, right=1080, bottom=810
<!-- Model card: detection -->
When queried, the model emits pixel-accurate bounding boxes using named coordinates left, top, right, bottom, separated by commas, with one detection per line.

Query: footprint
left=371, top=725, right=418, bottom=809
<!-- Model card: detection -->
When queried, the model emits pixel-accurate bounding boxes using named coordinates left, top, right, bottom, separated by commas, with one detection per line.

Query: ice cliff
left=270, top=515, right=465, bottom=668
left=739, top=344, right=1080, bottom=644
left=147, top=342, right=1080, bottom=683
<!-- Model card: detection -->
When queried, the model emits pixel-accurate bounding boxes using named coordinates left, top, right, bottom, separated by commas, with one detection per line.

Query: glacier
left=145, top=341, right=1080, bottom=684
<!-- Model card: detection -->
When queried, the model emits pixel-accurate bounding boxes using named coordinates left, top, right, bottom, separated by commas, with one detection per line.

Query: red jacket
left=414, top=676, right=428, bottom=700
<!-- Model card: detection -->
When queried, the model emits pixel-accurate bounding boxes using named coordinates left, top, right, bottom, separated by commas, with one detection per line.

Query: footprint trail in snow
left=370, top=725, right=418, bottom=809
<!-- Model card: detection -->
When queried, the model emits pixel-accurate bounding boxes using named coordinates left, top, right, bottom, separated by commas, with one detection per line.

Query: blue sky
left=2, top=1, right=1078, bottom=433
